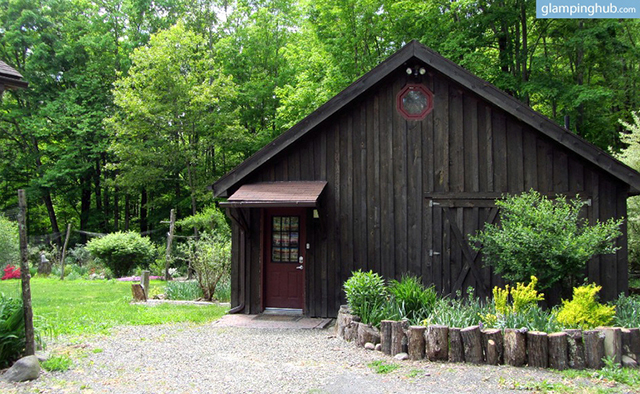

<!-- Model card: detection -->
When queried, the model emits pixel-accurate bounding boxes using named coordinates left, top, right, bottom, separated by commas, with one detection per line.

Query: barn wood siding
left=231, top=68, right=628, bottom=317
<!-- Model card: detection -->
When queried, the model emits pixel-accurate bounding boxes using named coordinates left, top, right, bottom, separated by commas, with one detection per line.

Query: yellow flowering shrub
left=555, top=283, right=615, bottom=329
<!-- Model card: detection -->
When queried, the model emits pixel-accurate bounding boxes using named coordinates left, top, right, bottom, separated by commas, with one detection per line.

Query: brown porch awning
left=219, top=181, right=327, bottom=208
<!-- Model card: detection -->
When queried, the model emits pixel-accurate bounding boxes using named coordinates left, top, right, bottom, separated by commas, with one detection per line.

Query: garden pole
left=60, top=223, right=72, bottom=280
left=164, top=209, right=176, bottom=281
left=18, top=189, right=35, bottom=356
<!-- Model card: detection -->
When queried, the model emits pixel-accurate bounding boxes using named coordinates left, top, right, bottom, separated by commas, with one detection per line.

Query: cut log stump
left=460, top=326, right=483, bottom=364
left=408, top=326, right=426, bottom=360
left=584, top=330, right=605, bottom=369
left=426, top=325, right=449, bottom=361
left=391, top=321, right=406, bottom=356
left=448, top=328, right=464, bottom=363
left=482, top=329, right=503, bottom=365
left=564, top=329, right=586, bottom=370
left=527, top=331, right=549, bottom=368
left=600, top=327, right=622, bottom=366
left=621, top=328, right=640, bottom=362
left=380, top=320, right=394, bottom=355
left=504, top=328, right=527, bottom=367
left=131, top=284, right=146, bottom=302
left=357, top=323, right=381, bottom=347
left=548, top=332, right=568, bottom=371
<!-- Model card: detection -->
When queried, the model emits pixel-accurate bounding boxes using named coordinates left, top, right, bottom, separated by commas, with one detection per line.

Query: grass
left=0, top=277, right=228, bottom=338
left=41, top=354, right=73, bottom=372
left=367, top=360, right=400, bottom=374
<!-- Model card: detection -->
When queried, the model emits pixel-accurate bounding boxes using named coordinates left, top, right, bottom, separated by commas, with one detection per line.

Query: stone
left=394, top=352, right=409, bottom=361
left=364, top=342, right=375, bottom=350
left=622, top=355, right=638, bottom=368
left=2, top=355, right=40, bottom=382
left=35, top=351, right=49, bottom=363
left=374, top=343, right=382, bottom=351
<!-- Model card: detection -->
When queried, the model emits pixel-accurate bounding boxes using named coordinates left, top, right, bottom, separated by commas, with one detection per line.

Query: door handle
left=296, top=265, right=303, bottom=270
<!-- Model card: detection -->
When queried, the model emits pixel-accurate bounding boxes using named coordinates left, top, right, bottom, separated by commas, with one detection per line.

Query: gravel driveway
left=0, top=317, right=628, bottom=393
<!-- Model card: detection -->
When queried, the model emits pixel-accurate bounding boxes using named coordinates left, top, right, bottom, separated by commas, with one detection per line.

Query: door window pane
left=272, top=216, right=300, bottom=262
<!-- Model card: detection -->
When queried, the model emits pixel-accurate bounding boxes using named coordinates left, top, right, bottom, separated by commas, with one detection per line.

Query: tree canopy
left=2, top=0, right=640, bottom=245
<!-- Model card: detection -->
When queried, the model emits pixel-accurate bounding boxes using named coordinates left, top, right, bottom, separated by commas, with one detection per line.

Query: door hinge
left=429, top=250, right=441, bottom=257
left=429, top=200, right=441, bottom=207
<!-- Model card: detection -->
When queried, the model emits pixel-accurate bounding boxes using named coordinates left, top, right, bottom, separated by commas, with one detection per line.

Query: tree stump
left=584, top=330, right=605, bottom=369
left=548, top=332, right=568, bottom=370
left=407, top=326, right=426, bottom=360
left=357, top=323, right=381, bottom=347
left=448, top=327, right=464, bottom=363
left=380, top=320, right=394, bottom=355
left=621, top=328, right=640, bottom=362
left=482, top=329, right=503, bottom=365
left=527, top=331, right=548, bottom=368
left=336, top=305, right=359, bottom=339
left=391, top=321, right=406, bottom=356
left=131, top=284, right=146, bottom=301
left=504, top=328, right=527, bottom=367
left=564, top=329, right=586, bottom=369
left=600, top=327, right=622, bottom=366
left=424, top=325, right=448, bottom=361
left=461, top=326, right=483, bottom=364
left=344, top=321, right=359, bottom=342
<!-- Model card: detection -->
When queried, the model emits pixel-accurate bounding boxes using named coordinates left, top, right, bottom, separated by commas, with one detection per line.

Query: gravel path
left=0, top=321, right=626, bottom=393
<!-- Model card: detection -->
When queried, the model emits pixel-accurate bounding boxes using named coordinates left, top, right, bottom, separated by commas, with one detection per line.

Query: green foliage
left=343, top=270, right=388, bottom=325
left=0, top=215, right=19, bottom=268
left=176, top=206, right=230, bottom=237
left=470, top=190, right=622, bottom=291
left=555, top=284, right=616, bottom=329
left=612, top=293, right=640, bottom=328
left=388, top=275, right=438, bottom=325
left=0, top=293, right=24, bottom=368
left=42, top=354, right=73, bottom=372
left=85, top=232, right=157, bottom=278
left=165, top=281, right=203, bottom=301
left=177, top=232, right=231, bottom=301
left=424, top=288, right=491, bottom=328
left=618, top=111, right=640, bottom=274
left=367, top=360, right=400, bottom=374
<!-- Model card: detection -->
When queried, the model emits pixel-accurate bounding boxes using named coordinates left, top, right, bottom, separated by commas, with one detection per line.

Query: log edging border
left=335, top=306, right=640, bottom=370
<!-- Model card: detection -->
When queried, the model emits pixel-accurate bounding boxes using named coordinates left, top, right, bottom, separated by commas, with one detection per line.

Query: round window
left=397, top=84, right=433, bottom=120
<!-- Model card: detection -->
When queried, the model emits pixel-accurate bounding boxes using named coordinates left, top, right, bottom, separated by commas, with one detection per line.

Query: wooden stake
left=60, top=223, right=72, bottom=280
left=164, top=209, right=176, bottom=281
left=18, top=190, right=35, bottom=356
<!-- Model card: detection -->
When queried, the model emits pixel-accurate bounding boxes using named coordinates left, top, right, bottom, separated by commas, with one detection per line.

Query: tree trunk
left=18, top=190, right=35, bottom=356
left=504, top=328, right=527, bottom=367
left=41, top=191, right=61, bottom=247
left=380, top=320, right=394, bottom=355
left=565, top=329, right=586, bottom=369
left=548, top=332, right=569, bottom=370
left=527, top=331, right=548, bottom=368
left=113, top=183, right=119, bottom=231
left=80, top=174, right=92, bottom=244
left=461, top=326, right=483, bottom=364
left=140, top=188, right=148, bottom=234
left=584, top=330, right=605, bottom=369
left=448, top=327, right=464, bottom=363
left=407, top=326, right=426, bottom=360
left=483, top=329, right=503, bottom=365
left=426, top=325, right=449, bottom=361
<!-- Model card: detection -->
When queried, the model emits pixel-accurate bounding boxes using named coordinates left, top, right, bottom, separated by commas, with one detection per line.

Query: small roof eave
left=219, top=181, right=327, bottom=208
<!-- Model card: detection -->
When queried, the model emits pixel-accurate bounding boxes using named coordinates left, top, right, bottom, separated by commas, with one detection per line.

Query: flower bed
left=336, top=305, right=640, bottom=370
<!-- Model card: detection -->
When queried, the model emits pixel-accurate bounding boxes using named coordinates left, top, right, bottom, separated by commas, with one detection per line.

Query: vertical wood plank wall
left=231, top=67, right=629, bottom=317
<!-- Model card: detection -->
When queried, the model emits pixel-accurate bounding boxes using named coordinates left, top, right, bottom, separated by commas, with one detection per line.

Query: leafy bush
left=178, top=232, right=230, bottom=301
left=344, top=270, right=388, bottom=325
left=85, top=232, right=157, bottom=278
left=613, top=293, right=640, bottom=328
left=470, top=190, right=622, bottom=292
left=0, top=293, right=25, bottom=368
left=2, top=265, right=20, bottom=280
left=166, top=280, right=203, bottom=300
left=555, top=283, right=616, bottom=329
left=0, top=215, right=19, bottom=268
left=42, top=354, right=73, bottom=372
left=176, top=205, right=230, bottom=237
left=388, top=275, right=437, bottom=325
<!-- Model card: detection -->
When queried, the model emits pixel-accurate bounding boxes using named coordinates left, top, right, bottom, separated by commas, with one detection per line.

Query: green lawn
left=0, top=277, right=228, bottom=338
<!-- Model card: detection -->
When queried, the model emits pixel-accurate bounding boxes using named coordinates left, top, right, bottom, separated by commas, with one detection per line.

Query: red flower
left=1, top=265, right=21, bottom=280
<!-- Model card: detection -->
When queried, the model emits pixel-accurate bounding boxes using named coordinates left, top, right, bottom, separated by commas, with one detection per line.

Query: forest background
left=2, top=0, right=640, bottom=272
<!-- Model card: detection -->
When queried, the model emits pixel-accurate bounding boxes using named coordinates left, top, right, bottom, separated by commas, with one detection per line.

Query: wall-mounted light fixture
left=406, top=65, right=426, bottom=76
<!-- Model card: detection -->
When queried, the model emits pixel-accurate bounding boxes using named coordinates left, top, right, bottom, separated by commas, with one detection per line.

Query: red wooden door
left=264, top=208, right=306, bottom=310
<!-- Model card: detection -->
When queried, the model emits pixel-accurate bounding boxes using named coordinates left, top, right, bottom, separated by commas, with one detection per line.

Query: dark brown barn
left=214, top=41, right=640, bottom=317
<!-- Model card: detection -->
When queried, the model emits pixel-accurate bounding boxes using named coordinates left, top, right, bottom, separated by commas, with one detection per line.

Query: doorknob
left=296, top=265, right=303, bottom=270
left=298, top=256, right=304, bottom=263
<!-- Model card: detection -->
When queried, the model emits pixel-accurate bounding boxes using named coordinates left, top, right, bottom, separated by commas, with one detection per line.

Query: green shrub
left=613, top=293, right=640, bottom=328
left=470, top=190, right=622, bottom=292
left=213, top=274, right=231, bottom=303
left=0, top=215, right=19, bottom=268
left=178, top=232, right=230, bottom=301
left=556, top=283, right=616, bottom=329
left=388, top=275, right=437, bottom=325
left=165, top=280, right=203, bottom=300
left=86, top=232, right=157, bottom=278
left=0, top=293, right=25, bottom=368
left=425, top=288, right=490, bottom=328
left=344, top=270, right=388, bottom=325
left=42, top=354, right=72, bottom=372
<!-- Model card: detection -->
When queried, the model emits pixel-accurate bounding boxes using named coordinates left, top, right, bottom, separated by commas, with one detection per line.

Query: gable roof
left=214, top=40, right=640, bottom=197
left=0, top=60, right=28, bottom=90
